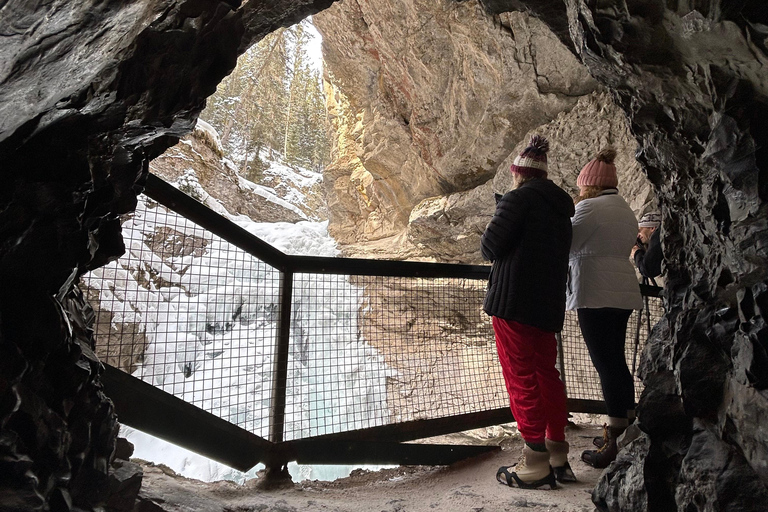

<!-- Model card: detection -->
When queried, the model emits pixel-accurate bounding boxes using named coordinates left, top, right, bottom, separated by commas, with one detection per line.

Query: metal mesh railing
left=84, top=196, right=280, bottom=440
left=560, top=298, right=664, bottom=404
left=282, top=275, right=503, bottom=440
left=83, top=184, right=665, bottom=446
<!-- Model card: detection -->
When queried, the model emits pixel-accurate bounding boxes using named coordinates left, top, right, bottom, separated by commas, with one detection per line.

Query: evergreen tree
left=201, top=19, right=330, bottom=178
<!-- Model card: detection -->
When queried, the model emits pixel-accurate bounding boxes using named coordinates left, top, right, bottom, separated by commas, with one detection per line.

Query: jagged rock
left=406, top=181, right=496, bottom=263
left=314, top=0, right=598, bottom=253
left=405, top=91, right=653, bottom=263
left=132, top=465, right=232, bottom=512
left=150, top=120, right=323, bottom=223
left=106, top=459, right=143, bottom=512
left=84, top=284, right=150, bottom=374
left=592, top=428, right=650, bottom=511
left=114, top=437, right=136, bottom=461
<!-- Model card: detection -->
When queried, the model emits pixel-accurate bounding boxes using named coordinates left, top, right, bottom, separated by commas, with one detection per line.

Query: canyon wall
left=314, top=0, right=654, bottom=262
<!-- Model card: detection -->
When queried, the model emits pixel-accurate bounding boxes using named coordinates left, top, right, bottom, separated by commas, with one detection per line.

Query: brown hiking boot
left=592, top=424, right=609, bottom=448
left=581, top=426, right=623, bottom=468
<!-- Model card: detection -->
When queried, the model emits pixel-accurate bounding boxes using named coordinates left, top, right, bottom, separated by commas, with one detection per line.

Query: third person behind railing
left=631, top=211, right=663, bottom=286
left=566, top=147, right=643, bottom=469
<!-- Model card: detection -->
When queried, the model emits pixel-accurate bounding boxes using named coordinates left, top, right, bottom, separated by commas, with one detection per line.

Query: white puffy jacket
left=566, top=189, right=643, bottom=311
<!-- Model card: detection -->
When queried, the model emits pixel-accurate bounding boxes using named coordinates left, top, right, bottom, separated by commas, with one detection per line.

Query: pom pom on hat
left=595, top=148, right=617, bottom=164
left=638, top=212, right=661, bottom=228
left=577, top=147, right=618, bottom=188
left=510, top=134, right=549, bottom=178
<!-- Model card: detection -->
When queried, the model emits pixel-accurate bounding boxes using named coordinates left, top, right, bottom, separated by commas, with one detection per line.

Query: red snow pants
left=492, top=317, right=567, bottom=444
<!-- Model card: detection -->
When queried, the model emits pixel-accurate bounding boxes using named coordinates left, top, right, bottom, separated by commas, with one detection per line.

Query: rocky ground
left=133, top=423, right=606, bottom=512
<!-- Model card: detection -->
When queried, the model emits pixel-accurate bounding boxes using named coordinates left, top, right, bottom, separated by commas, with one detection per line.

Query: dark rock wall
left=482, top=0, right=768, bottom=510
left=571, top=3, right=768, bottom=511
left=0, top=1, right=335, bottom=509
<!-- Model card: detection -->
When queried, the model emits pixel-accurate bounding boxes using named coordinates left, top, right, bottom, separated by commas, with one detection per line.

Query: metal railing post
left=631, top=298, right=645, bottom=377
left=270, top=269, right=293, bottom=444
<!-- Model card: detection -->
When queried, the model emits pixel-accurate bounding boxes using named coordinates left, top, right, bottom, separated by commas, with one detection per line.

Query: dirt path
left=136, top=424, right=606, bottom=512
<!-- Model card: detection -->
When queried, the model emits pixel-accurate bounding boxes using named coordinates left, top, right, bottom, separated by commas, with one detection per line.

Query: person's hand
left=630, top=245, right=639, bottom=259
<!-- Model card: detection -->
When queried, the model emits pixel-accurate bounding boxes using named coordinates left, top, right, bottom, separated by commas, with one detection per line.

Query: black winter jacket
left=481, top=179, right=574, bottom=332
left=633, top=228, right=662, bottom=281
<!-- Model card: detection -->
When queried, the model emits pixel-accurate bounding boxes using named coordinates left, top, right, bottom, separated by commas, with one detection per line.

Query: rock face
left=149, top=120, right=323, bottom=223
left=314, top=0, right=601, bottom=256
left=406, top=90, right=654, bottom=262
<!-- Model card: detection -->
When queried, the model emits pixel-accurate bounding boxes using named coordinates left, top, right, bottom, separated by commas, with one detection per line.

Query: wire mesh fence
left=83, top=196, right=280, bottom=440
left=559, top=297, right=664, bottom=404
left=83, top=191, right=665, bottom=444
left=282, top=274, right=504, bottom=440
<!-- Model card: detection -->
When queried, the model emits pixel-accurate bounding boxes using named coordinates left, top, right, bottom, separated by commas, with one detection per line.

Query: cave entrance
left=106, top=17, right=375, bottom=484
left=88, top=1, right=662, bottom=489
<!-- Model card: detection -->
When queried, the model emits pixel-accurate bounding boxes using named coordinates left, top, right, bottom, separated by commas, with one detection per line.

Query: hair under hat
left=510, top=135, right=549, bottom=179
left=638, top=212, right=661, bottom=228
left=577, top=148, right=618, bottom=188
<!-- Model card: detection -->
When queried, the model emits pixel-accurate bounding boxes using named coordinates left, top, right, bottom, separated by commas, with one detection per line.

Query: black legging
left=577, top=308, right=634, bottom=419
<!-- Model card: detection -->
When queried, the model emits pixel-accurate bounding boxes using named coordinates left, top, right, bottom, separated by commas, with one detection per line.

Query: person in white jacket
left=567, top=148, right=643, bottom=469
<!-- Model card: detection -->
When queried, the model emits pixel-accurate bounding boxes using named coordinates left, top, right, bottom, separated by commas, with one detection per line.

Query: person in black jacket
left=482, top=135, right=575, bottom=490
left=631, top=212, right=662, bottom=283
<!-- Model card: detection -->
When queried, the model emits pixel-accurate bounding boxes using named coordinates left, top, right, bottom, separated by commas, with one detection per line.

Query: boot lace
left=515, top=450, right=528, bottom=470
left=596, top=424, right=611, bottom=454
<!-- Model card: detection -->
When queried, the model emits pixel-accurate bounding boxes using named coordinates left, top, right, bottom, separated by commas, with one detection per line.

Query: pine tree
left=201, top=19, right=330, bottom=177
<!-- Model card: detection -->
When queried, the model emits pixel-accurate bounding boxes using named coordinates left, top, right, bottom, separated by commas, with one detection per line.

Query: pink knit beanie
left=577, top=148, right=618, bottom=188
left=510, top=135, right=549, bottom=179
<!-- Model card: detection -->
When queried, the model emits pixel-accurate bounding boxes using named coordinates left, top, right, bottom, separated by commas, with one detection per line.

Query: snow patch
left=194, top=118, right=224, bottom=155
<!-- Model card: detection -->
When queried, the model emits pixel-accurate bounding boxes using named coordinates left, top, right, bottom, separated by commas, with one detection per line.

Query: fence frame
left=98, top=173, right=662, bottom=472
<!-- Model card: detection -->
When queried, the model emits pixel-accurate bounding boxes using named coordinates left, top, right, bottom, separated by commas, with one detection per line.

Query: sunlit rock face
left=149, top=121, right=324, bottom=222
left=407, top=90, right=654, bottom=263
left=483, top=1, right=768, bottom=510
left=314, top=0, right=655, bottom=262
left=0, top=1, right=335, bottom=509
left=314, top=0, right=601, bottom=254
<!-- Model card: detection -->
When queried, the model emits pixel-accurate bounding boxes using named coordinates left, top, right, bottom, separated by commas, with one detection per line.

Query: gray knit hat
left=638, top=212, right=661, bottom=228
